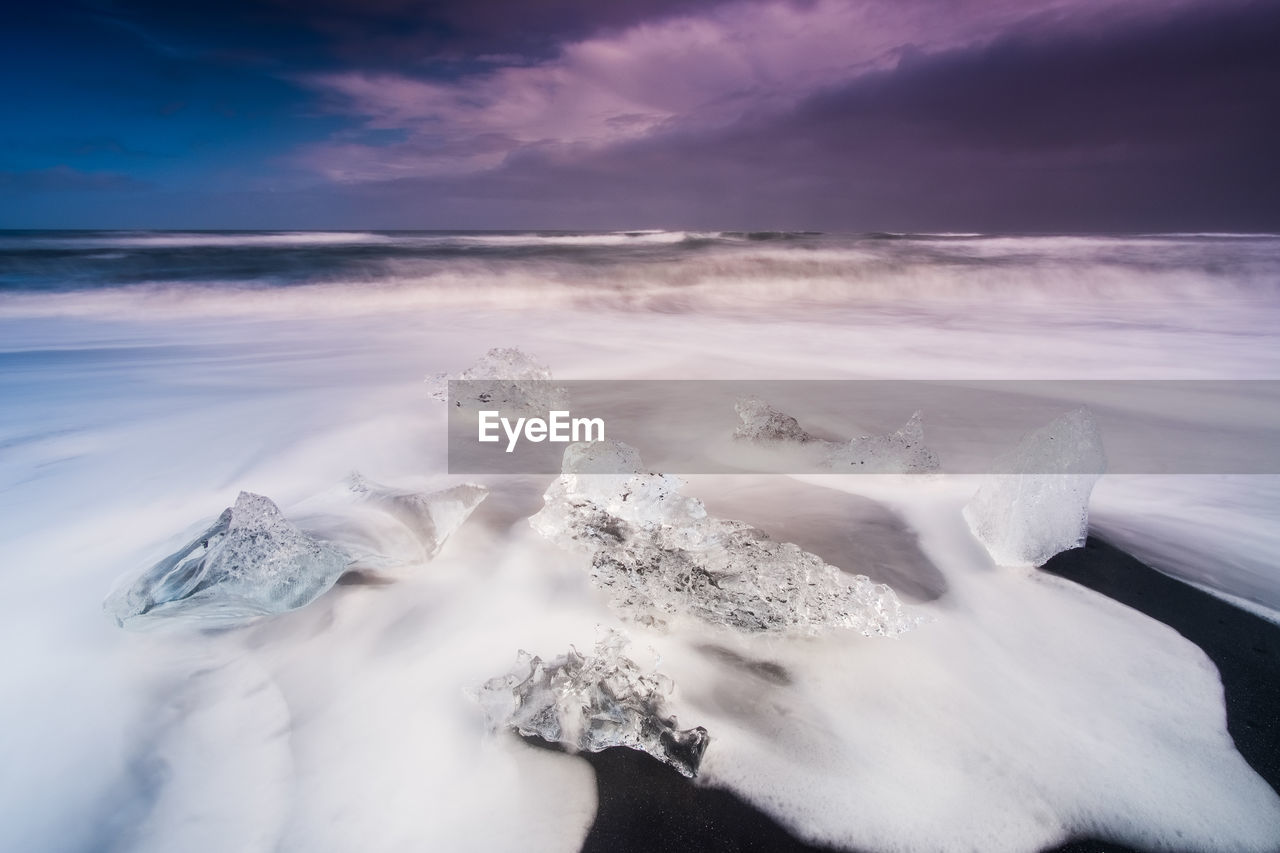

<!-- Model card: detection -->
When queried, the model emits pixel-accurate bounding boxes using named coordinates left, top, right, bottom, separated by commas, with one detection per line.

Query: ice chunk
left=734, top=398, right=939, bottom=473
left=531, top=440, right=917, bottom=636
left=827, top=411, right=940, bottom=473
left=583, top=517, right=916, bottom=635
left=963, top=408, right=1107, bottom=567
left=337, top=474, right=489, bottom=568
left=108, top=477, right=489, bottom=626
left=560, top=439, right=645, bottom=475
left=474, top=630, right=710, bottom=777
left=428, top=347, right=568, bottom=415
left=105, top=492, right=350, bottom=627
left=531, top=440, right=706, bottom=542
left=733, top=397, right=816, bottom=443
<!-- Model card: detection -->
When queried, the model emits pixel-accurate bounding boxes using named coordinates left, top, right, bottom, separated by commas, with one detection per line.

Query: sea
left=2, top=230, right=1279, bottom=852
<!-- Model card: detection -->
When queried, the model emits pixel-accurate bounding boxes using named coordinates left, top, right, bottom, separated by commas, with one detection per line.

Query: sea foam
left=2, top=233, right=1279, bottom=852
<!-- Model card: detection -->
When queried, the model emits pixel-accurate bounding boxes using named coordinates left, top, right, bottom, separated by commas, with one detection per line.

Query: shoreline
left=571, top=536, right=1280, bottom=853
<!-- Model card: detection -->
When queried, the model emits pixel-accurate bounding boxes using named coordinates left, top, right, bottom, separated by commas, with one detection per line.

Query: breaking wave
left=3, top=231, right=1279, bottom=323
left=3, top=229, right=1280, bottom=853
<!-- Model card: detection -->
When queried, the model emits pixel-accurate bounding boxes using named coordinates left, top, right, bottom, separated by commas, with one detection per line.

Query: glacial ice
left=428, top=347, right=568, bottom=415
left=732, top=397, right=816, bottom=443
left=963, top=408, right=1107, bottom=567
left=828, top=411, right=940, bottom=473
left=530, top=440, right=917, bottom=636
left=531, top=439, right=707, bottom=537
left=474, top=630, right=710, bottom=777
left=107, top=477, right=488, bottom=626
left=105, top=491, right=350, bottom=626
left=734, top=397, right=940, bottom=473
left=318, top=474, right=490, bottom=574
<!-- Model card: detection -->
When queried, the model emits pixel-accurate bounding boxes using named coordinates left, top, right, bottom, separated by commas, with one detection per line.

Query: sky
left=1, top=0, right=1278, bottom=231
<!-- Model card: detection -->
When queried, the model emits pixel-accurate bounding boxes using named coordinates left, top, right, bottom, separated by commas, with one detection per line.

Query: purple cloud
left=297, top=0, right=1216, bottom=181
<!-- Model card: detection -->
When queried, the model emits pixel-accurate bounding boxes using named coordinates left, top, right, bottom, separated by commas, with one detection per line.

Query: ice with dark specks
left=734, top=397, right=939, bottom=473
left=474, top=629, right=710, bottom=777
left=732, top=397, right=816, bottom=444
left=530, top=440, right=918, bottom=636
left=828, top=411, right=940, bottom=473
left=428, top=346, right=568, bottom=414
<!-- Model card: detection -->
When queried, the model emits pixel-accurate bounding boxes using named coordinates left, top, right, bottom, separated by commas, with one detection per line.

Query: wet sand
left=573, top=536, right=1280, bottom=853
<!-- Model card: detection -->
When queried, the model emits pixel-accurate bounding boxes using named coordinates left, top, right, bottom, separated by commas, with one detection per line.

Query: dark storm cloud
left=292, top=1, right=1255, bottom=183
left=3, top=0, right=1279, bottom=230
left=288, top=0, right=729, bottom=63
left=68, top=0, right=726, bottom=68
left=246, top=0, right=1278, bottom=232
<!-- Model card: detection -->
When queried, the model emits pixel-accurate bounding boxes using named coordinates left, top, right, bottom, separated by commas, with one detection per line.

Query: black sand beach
left=569, top=537, right=1280, bottom=853
left=1043, top=539, right=1280, bottom=800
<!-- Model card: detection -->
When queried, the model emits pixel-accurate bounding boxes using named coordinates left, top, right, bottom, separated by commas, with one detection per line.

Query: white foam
left=447, top=230, right=714, bottom=246
left=658, top=477, right=1280, bottom=853
left=1092, top=474, right=1280, bottom=611
left=2, top=237, right=1280, bottom=852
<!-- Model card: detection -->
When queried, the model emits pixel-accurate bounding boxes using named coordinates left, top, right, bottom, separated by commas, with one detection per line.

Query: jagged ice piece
left=105, top=492, right=350, bottom=627
left=733, top=397, right=816, bottom=443
left=342, top=474, right=489, bottom=565
left=733, top=398, right=940, bottom=473
left=474, top=630, right=710, bottom=777
left=531, top=440, right=917, bottom=636
left=107, top=476, right=489, bottom=627
left=963, top=408, right=1107, bottom=567
left=427, top=347, right=568, bottom=415
left=827, top=411, right=940, bottom=473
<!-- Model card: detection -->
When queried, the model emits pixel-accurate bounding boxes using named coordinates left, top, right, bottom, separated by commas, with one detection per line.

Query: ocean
left=2, top=230, right=1279, bottom=852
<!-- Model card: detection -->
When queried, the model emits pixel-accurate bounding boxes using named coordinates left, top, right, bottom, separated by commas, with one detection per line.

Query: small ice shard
left=733, top=398, right=939, bottom=473
left=963, top=408, right=1107, bottom=567
left=105, top=492, right=350, bottom=627
left=428, top=347, right=568, bottom=415
left=827, top=411, right=940, bottom=473
left=531, top=440, right=917, bottom=636
left=475, top=630, right=710, bottom=777
left=733, top=397, right=816, bottom=443
left=343, top=474, right=489, bottom=563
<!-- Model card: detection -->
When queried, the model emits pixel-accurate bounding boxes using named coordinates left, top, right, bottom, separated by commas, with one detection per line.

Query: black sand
left=1042, top=538, right=1280, bottom=804
left=569, top=536, right=1280, bottom=853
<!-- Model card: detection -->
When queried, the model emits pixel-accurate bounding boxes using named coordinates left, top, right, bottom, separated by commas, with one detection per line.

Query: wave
left=0, top=229, right=729, bottom=252
left=0, top=229, right=833, bottom=255
left=2, top=233, right=1279, bottom=325
left=0, top=231, right=397, bottom=250
left=445, top=230, right=720, bottom=247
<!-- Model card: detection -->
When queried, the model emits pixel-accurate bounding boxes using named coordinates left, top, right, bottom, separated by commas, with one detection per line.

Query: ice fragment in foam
left=427, top=346, right=568, bottom=415
left=106, top=476, right=487, bottom=626
left=530, top=440, right=917, bottom=636
left=732, top=397, right=817, bottom=444
left=474, top=629, right=709, bottom=777
left=299, top=474, right=489, bottom=576
left=734, top=397, right=940, bottom=473
left=828, top=410, right=940, bottom=473
left=105, top=491, right=350, bottom=626
left=963, top=408, right=1106, bottom=567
